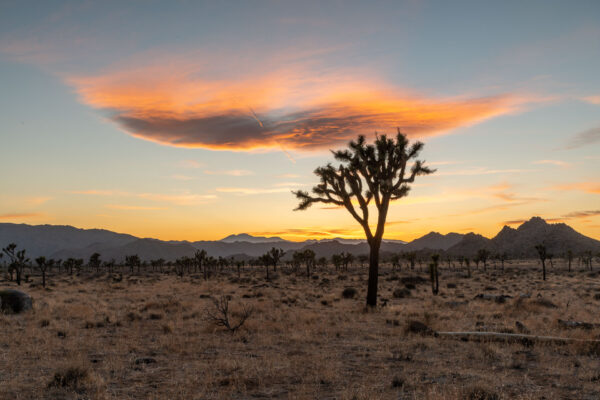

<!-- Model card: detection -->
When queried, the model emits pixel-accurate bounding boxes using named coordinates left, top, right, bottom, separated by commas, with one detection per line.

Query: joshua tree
left=464, top=257, right=471, bottom=278
left=302, top=249, right=316, bottom=277
left=404, top=251, right=417, bottom=270
left=125, top=254, right=141, bottom=274
left=477, top=249, right=490, bottom=271
left=391, top=254, right=401, bottom=270
left=2, top=243, right=28, bottom=285
left=89, top=252, right=102, bottom=273
left=566, top=250, right=573, bottom=272
left=35, top=256, right=50, bottom=288
left=194, top=249, right=207, bottom=278
left=534, top=244, right=547, bottom=281
left=357, top=254, right=368, bottom=268
left=429, top=254, right=440, bottom=295
left=293, top=131, right=434, bottom=307
left=498, top=252, right=507, bottom=272
left=267, top=247, right=284, bottom=273
left=331, top=254, right=343, bottom=271
left=317, top=256, right=328, bottom=269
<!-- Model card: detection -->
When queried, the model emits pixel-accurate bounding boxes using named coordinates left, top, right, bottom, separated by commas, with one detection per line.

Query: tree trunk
left=366, top=239, right=380, bottom=307
left=542, top=260, right=546, bottom=281
left=42, top=270, right=46, bottom=288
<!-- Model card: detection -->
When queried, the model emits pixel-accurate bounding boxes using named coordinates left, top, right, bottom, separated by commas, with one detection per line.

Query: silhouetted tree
left=293, top=131, right=434, bottom=306
left=3, top=243, right=28, bottom=285
left=89, top=252, right=102, bottom=273
left=35, top=256, right=49, bottom=288
left=566, top=250, right=573, bottom=272
left=535, top=244, right=547, bottom=281
left=194, top=250, right=207, bottom=278
left=429, top=254, right=440, bottom=295
left=477, top=249, right=490, bottom=271
left=125, top=254, right=141, bottom=274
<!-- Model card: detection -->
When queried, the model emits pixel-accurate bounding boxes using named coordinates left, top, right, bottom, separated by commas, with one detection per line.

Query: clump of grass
left=342, top=287, right=357, bottom=299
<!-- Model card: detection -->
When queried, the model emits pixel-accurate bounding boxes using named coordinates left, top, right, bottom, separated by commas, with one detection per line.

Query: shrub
left=342, top=287, right=357, bottom=299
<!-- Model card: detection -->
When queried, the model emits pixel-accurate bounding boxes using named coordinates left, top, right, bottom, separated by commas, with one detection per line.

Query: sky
left=1, top=0, right=599, bottom=242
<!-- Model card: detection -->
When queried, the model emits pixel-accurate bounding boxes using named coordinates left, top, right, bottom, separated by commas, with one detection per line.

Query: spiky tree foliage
left=35, top=256, right=49, bottom=288
left=2, top=243, right=29, bottom=285
left=267, top=247, right=284, bottom=273
left=477, top=249, right=490, bottom=271
left=89, top=252, right=102, bottom=273
left=535, top=244, right=547, bottom=281
left=125, top=254, right=141, bottom=274
left=194, top=249, right=207, bottom=278
left=293, top=131, right=434, bottom=306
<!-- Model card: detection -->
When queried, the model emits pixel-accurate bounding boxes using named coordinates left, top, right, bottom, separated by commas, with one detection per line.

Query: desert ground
left=1, top=261, right=599, bottom=400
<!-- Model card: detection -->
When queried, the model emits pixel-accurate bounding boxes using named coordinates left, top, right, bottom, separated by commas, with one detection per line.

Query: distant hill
left=403, top=232, right=464, bottom=251
left=220, top=233, right=287, bottom=243
left=492, top=217, right=600, bottom=258
left=1, top=218, right=598, bottom=262
left=446, top=217, right=600, bottom=258
left=0, top=223, right=136, bottom=259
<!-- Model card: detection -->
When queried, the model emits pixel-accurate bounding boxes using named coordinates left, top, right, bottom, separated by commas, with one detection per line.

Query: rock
left=0, top=289, right=33, bottom=313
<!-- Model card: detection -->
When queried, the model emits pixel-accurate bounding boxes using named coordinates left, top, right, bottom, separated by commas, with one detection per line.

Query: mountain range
left=0, top=217, right=598, bottom=262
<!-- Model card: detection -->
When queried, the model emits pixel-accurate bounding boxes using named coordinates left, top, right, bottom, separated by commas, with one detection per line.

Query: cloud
left=0, top=213, right=44, bottom=220
left=249, top=227, right=363, bottom=239
left=582, top=95, right=600, bottom=105
left=565, top=126, right=600, bottom=149
left=436, top=167, right=534, bottom=176
left=562, top=210, right=600, bottom=219
left=216, top=187, right=291, bottom=195
left=66, top=58, right=536, bottom=151
left=204, top=169, right=254, bottom=176
left=178, top=160, right=203, bottom=169
left=171, top=174, right=195, bottom=181
left=71, top=189, right=217, bottom=205
left=105, top=204, right=167, bottom=211
left=551, top=182, right=600, bottom=194
left=532, top=159, right=570, bottom=168
left=503, top=210, right=600, bottom=226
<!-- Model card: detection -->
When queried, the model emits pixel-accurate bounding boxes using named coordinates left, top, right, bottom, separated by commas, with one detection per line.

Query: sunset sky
left=1, top=1, right=599, bottom=241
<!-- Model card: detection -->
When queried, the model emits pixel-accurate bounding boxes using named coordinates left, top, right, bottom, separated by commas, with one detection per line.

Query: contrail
left=248, top=106, right=295, bottom=163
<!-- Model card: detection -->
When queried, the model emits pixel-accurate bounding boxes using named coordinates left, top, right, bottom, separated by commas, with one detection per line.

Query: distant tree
left=404, top=251, right=417, bottom=270
left=89, top=252, right=102, bottom=273
left=3, top=243, right=29, bottom=285
left=268, top=248, right=284, bottom=273
left=331, top=254, right=343, bottom=271
left=391, top=254, right=401, bottom=270
left=35, top=256, right=49, bottom=288
left=534, top=244, right=547, bottom=281
left=293, top=131, right=434, bottom=307
left=302, top=249, right=316, bottom=277
left=477, top=249, right=490, bottom=271
left=498, top=252, right=508, bottom=272
left=464, top=257, right=471, bottom=278
left=429, top=254, right=440, bottom=295
left=194, top=250, right=207, bottom=278
left=357, top=254, right=368, bottom=268
left=317, top=256, right=328, bottom=269
left=566, top=250, right=573, bottom=272
left=125, top=255, right=141, bottom=274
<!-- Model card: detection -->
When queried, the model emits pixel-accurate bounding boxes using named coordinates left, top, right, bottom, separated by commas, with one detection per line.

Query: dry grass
left=1, top=260, right=599, bottom=399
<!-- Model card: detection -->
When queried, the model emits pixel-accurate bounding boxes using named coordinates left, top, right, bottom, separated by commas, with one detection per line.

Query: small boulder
left=393, top=288, right=411, bottom=299
left=0, top=289, right=33, bottom=313
left=404, top=320, right=434, bottom=335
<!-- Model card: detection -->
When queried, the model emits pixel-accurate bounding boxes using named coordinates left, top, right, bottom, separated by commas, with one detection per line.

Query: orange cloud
left=0, top=213, right=43, bottom=220
left=552, top=182, right=600, bottom=194
left=67, top=61, right=534, bottom=151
